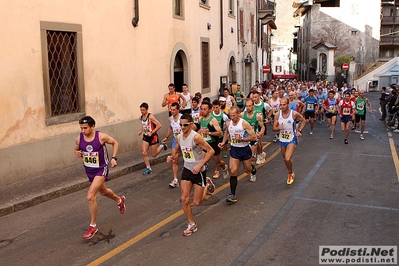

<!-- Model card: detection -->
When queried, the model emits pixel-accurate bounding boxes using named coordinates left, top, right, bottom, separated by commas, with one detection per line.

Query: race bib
left=143, top=125, right=152, bottom=135
left=329, top=106, right=336, bottom=112
left=82, top=152, right=99, bottom=168
left=356, top=103, right=364, bottom=110
left=181, top=146, right=195, bottom=162
left=201, top=129, right=211, bottom=141
left=307, top=104, right=314, bottom=110
left=192, top=113, right=200, bottom=123
left=343, top=108, right=351, bottom=115
left=173, top=128, right=182, bottom=137
left=279, top=130, right=293, bottom=142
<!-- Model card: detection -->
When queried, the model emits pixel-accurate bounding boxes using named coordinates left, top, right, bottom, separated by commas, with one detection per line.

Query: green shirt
left=355, top=98, right=366, bottom=115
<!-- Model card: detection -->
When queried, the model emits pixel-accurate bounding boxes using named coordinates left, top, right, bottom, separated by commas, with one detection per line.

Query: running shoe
left=142, top=168, right=152, bottom=175
left=212, top=170, right=220, bottom=179
left=330, top=135, right=333, bottom=139
left=287, top=172, right=295, bottom=185
left=118, top=196, right=126, bottom=214
left=394, top=129, right=399, bottom=133
left=161, top=142, right=168, bottom=150
left=226, top=194, right=237, bottom=203
left=360, top=134, right=364, bottom=140
left=223, top=152, right=228, bottom=158
left=222, top=166, right=230, bottom=179
left=206, top=177, right=215, bottom=193
left=83, top=225, right=98, bottom=240
left=310, top=131, right=313, bottom=135
left=250, top=174, right=257, bottom=182
left=344, top=139, right=348, bottom=144
left=183, top=223, right=198, bottom=236
left=169, top=179, right=179, bottom=188
left=351, top=125, right=355, bottom=130
left=257, top=152, right=266, bottom=164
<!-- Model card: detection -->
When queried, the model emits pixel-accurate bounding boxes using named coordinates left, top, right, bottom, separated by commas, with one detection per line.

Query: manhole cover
left=201, top=195, right=219, bottom=206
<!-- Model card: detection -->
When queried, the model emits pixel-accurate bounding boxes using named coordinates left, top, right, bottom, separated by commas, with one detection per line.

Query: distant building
left=380, top=0, right=399, bottom=61
left=292, top=0, right=380, bottom=82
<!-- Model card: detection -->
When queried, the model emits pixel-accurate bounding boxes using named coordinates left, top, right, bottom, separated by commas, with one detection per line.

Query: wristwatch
left=111, top=156, right=118, bottom=161
left=298, top=130, right=302, bottom=134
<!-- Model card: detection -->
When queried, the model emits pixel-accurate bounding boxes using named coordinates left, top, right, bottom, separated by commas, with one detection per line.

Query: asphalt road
left=0, top=92, right=398, bottom=266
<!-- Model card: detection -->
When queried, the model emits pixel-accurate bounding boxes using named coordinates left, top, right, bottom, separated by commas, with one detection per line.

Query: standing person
left=235, top=84, right=245, bottom=112
left=167, top=113, right=215, bottom=236
left=161, top=102, right=182, bottom=188
left=138, top=102, right=168, bottom=175
left=303, top=89, right=319, bottom=135
left=242, top=99, right=265, bottom=182
left=323, top=90, right=340, bottom=139
left=180, top=83, right=193, bottom=115
left=272, top=98, right=306, bottom=185
left=354, top=90, right=372, bottom=140
left=161, top=83, right=186, bottom=116
left=218, top=106, right=257, bottom=203
left=198, top=101, right=228, bottom=179
left=338, top=92, right=357, bottom=144
left=379, top=87, right=388, bottom=121
left=74, top=116, right=125, bottom=240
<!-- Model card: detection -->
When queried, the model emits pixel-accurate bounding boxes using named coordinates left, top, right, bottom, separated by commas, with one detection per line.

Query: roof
left=312, top=42, right=337, bottom=50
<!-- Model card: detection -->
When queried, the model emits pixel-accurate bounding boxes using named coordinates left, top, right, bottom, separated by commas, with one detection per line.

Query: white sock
left=90, top=224, right=96, bottom=227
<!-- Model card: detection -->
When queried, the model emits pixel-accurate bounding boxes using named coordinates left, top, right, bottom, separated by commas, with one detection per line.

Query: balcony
left=258, top=0, right=276, bottom=19
left=380, top=35, right=399, bottom=46
left=381, top=15, right=399, bottom=25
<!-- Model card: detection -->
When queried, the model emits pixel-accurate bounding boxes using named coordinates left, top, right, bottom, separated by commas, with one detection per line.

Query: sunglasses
left=79, top=119, right=88, bottom=124
left=179, top=122, right=192, bottom=127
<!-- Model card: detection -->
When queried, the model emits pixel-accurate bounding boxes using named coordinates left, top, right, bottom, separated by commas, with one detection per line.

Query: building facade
left=380, top=0, right=399, bottom=61
left=293, top=0, right=380, bottom=82
left=0, top=1, right=276, bottom=186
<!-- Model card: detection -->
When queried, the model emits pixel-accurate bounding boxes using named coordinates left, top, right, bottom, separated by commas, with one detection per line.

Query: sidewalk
left=0, top=147, right=170, bottom=217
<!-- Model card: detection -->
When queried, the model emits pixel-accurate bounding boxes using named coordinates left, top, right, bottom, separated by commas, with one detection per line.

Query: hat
left=219, top=97, right=226, bottom=102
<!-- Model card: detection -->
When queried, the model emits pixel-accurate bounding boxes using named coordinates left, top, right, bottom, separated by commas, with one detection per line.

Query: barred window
left=41, top=22, right=85, bottom=125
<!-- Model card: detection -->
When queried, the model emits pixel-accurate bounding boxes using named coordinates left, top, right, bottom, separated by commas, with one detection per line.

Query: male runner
left=74, top=116, right=125, bottom=240
left=218, top=107, right=257, bottom=202
left=167, top=113, right=215, bottom=236
left=272, top=98, right=306, bottom=185
left=138, top=102, right=167, bottom=175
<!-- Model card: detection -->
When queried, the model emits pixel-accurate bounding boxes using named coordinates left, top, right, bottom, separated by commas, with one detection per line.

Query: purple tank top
left=79, top=131, right=108, bottom=170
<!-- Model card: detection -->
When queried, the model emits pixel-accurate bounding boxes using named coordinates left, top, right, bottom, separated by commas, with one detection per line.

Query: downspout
left=132, top=0, right=139, bottom=27
left=220, top=0, right=224, bottom=49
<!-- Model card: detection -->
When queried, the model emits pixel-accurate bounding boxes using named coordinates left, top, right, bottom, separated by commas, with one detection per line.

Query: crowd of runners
left=75, top=79, right=375, bottom=239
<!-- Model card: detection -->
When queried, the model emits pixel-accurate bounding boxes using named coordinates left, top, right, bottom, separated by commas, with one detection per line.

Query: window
left=201, top=40, right=210, bottom=93
left=275, top=66, right=282, bottom=72
left=351, top=30, right=357, bottom=36
left=174, top=0, right=184, bottom=19
left=40, top=21, right=85, bottom=125
left=239, top=9, right=244, bottom=42
left=251, top=14, right=255, bottom=42
left=200, top=0, right=208, bottom=6
left=228, top=0, right=234, bottom=15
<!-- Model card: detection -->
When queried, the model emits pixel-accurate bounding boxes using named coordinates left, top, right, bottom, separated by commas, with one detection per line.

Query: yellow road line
left=87, top=143, right=280, bottom=266
left=387, top=131, right=399, bottom=182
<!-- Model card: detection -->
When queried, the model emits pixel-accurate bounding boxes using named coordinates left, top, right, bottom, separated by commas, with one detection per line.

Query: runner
left=355, top=90, right=372, bottom=140
left=198, top=101, right=229, bottom=180
left=218, top=106, right=257, bottom=203
left=180, top=83, right=193, bottom=115
left=138, top=102, right=168, bottom=175
left=166, top=113, right=215, bottom=236
left=268, top=90, right=281, bottom=142
left=303, top=89, right=319, bottom=135
left=161, top=102, right=182, bottom=188
left=251, top=91, right=271, bottom=164
left=161, top=83, right=186, bottom=116
left=272, top=98, right=306, bottom=185
left=191, top=97, right=201, bottom=131
left=323, top=90, right=340, bottom=139
left=338, top=91, right=357, bottom=144
left=242, top=98, right=265, bottom=182
left=74, top=116, right=125, bottom=240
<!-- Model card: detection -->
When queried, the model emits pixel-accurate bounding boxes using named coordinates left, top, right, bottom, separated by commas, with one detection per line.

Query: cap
left=219, top=97, right=226, bottom=102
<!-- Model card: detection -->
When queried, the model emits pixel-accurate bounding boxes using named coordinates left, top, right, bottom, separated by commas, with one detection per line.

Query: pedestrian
left=218, top=106, right=257, bottom=203
left=138, top=102, right=168, bottom=175
left=161, top=102, right=182, bottom=188
left=338, top=92, right=357, bottom=144
left=379, top=87, right=388, bottom=121
left=167, top=113, right=215, bottom=236
left=74, top=116, right=126, bottom=240
left=272, top=98, right=306, bottom=185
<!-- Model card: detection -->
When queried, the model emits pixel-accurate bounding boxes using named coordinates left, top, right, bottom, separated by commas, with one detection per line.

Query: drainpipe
left=132, top=0, right=139, bottom=27
left=220, top=0, right=224, bottom=49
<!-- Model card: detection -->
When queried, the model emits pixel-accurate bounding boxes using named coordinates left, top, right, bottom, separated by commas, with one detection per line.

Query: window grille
left=46, top=30, right=80, bottom=116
